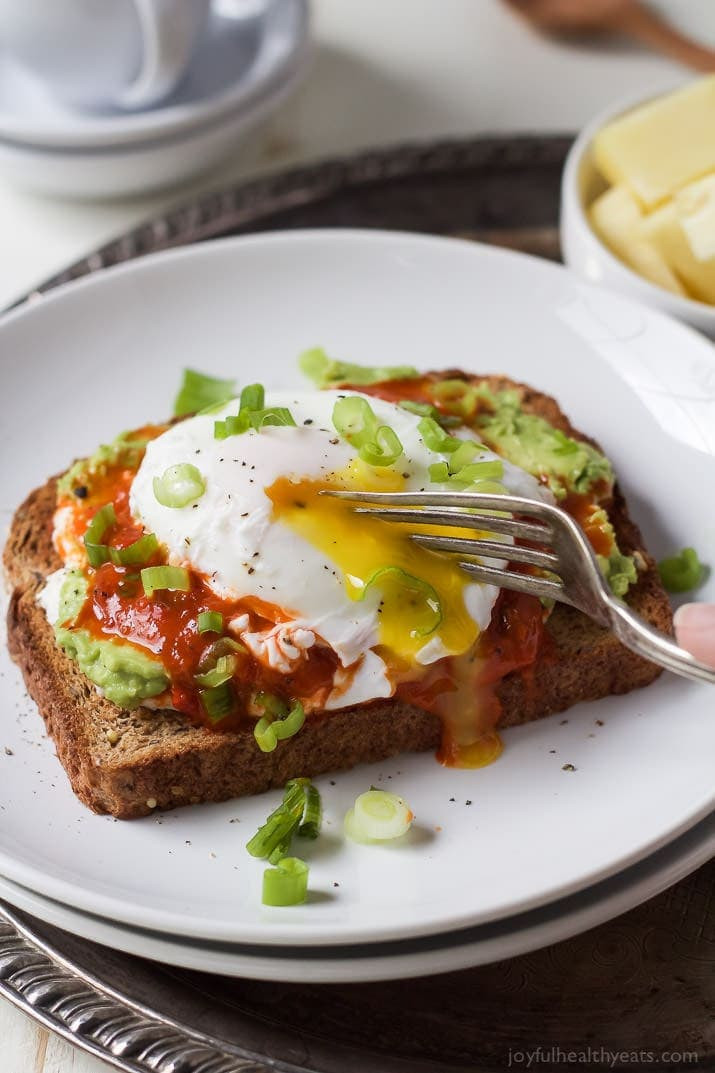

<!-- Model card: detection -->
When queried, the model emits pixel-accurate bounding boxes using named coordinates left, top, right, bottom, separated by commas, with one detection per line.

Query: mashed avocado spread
left=472, top=388, right=614, bottom=499
left=54, top=571, right=168, bottom=709
left=57, top=430, right=152, bottom=497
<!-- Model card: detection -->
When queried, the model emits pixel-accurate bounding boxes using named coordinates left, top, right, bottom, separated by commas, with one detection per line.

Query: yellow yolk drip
left=267, top=463, right=484, bottom=665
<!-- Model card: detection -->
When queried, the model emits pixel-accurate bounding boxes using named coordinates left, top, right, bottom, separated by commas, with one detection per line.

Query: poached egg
left=128, top=390, right=550, bottom=709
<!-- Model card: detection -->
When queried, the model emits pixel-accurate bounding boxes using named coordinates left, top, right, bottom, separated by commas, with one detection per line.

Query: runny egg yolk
left=267, top=461, right=486, bottom=664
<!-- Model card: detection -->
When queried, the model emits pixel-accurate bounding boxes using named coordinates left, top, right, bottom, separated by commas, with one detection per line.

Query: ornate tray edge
left=12, top=133, right=572, bottom=308
left=0, top=901, right=277, bottom=1073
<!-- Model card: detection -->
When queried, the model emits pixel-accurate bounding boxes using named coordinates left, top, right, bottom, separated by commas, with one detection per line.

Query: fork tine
left=352, top=507, right=552, bottom=544
left=411, top=533, right=560, bottom=570
left=457, top=560, right=569, bottom=603
left=325, top=488, right=555, bottom=524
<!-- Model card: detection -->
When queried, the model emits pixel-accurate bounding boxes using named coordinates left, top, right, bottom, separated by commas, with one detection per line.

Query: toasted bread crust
left=3, top=374, right=673, bottom=818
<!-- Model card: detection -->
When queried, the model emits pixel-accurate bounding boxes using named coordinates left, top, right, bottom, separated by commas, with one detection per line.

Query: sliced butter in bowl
left=675, top=173, right=715, bottom=263
left=588, top=185, right=686, bottom=297
left=641, top=199, right=715, bottom=306
left=592, top=76, right=715, bottom=209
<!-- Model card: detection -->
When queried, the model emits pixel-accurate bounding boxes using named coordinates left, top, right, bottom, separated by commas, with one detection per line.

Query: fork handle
left=606, top=600, right=715, bottom=685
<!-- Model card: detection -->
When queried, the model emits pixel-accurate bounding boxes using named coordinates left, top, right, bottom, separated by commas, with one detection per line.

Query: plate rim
left=0, top=812, right=712, bottom=984
left=1, top=226, right=714, bottom=947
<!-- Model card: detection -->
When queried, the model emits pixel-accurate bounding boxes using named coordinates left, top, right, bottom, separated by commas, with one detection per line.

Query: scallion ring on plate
left=262, top=856, right=309, bottom=906
left=344, top=789, right=414, bottom=843
left=153, top=463, right=205, bottom=508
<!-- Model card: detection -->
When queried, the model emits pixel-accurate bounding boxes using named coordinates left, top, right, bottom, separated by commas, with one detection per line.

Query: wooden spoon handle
left=613, top=1, right=715, bottom=71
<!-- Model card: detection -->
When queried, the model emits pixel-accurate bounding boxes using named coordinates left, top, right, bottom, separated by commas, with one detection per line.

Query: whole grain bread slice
left=3, top=374, right=673, bottom=818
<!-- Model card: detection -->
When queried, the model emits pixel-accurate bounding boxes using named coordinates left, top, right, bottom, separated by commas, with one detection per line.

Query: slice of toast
left=3, top=374, right=673, bottom=818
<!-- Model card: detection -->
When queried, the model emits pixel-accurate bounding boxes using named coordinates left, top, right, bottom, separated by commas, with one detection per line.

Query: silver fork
left=326, top=489, right=715, bottom=685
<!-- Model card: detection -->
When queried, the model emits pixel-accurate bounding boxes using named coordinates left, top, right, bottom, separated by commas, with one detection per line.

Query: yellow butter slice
left=588, top=185, right=686, bottom=296
left=641, top=199, right=715, bottom=305
left=674, top=173, right=715, bottom=263
left=593, top=77, right=715, bottom=209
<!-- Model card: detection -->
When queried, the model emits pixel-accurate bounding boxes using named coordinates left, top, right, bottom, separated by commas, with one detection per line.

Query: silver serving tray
left=2, top=136, right=713, bottom=1072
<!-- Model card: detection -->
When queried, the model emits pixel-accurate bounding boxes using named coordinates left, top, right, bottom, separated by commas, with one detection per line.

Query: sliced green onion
left=153, top=463, right=205, bottom=508
left=358, top=425, right=403, bottom=467
left=173, top=368, right=236, bottom=417
left=214, top=406, right=296, bottom=439
left=333, top=397, right=403, bottom=467
left=194, top=653, right=237, bottom=688
left=254, top=700, right=305, bottom=753
left=470, top=479, right=509, bottom=496
left=297, top=783, right=322, bottom=839
left=262, top=857, right=309, bottom=907
left=428, top=461, right=450, bottom=483
left=249, top=407, right=297, bottom=429
left=398, top=400, right=460, bottom=427
left=352, top=565, right=442, bottom=637
left=140, top=565, right=190, bottom=597
left=253, top=691, right=288, bottom=716
left=246, top=779, right=309, bottom=858
left=431, top=378, right=478, bottom=418
left=84, top=503, right=116, bottom=567
left=240, top=383, right=265, bottom=411
left=344, top=790, right=413, bottom=844
left=448, top=440, right=480, bottom=470
left=109, top=532, right=159, bottom=567
left=197, top=610, right=223, bottom=634
left=451, top=460, right=504, bottom=484
left=300, top=347, right=418, bottom=388
left=657, top=547, right=705, bottom=593
left=198, top=636, right=245, bottom=671
left=332, top=396, right=379, bottom=447
left=199, top=681, right=234, bottom=723
left=418, top=416, right=460, bottom=454
left=268, top=838, right=293, bottom=866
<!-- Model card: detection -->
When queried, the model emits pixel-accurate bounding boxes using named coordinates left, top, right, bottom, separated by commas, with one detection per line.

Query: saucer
left=0, top=55, right=308, bottom=198
left=0, top=0, right=309, bottom=150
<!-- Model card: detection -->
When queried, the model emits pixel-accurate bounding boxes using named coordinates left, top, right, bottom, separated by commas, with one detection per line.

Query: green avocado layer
left=57, top=430, right=152, bottom=497
left=472, top=389, right=614, bottom=500
left=53, top=571, right=168, bottom=709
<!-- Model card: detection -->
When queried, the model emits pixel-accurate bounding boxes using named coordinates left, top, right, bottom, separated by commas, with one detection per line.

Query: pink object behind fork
left=673, top=604, right=715, bottom=669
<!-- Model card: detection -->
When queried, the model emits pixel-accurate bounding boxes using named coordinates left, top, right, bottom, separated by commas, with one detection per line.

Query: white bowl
left=560, top=86, right=715, bottom=339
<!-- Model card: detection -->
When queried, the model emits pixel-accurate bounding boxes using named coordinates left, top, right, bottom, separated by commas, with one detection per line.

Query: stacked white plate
left=0, top=230, right=713, bottom=982
left=0, top=0, right=310, bottom=198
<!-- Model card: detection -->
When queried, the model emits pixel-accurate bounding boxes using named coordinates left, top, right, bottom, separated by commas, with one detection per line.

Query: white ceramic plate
left=0, top=812, right=712, bottom=982
left=0, top=0, right=309, bottom=149
left=0, top=230, right=713, bottom=948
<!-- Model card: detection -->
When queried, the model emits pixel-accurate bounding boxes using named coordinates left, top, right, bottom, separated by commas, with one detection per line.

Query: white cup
left=0, top=0, right=212, bottom=111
